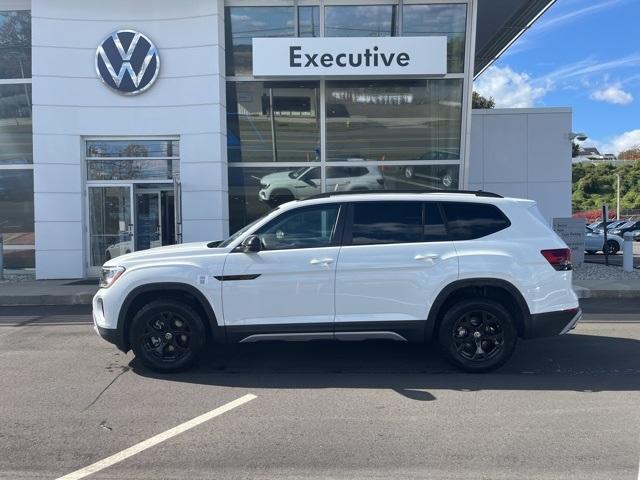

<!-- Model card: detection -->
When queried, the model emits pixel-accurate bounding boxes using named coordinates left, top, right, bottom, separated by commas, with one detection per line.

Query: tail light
left=541, top=248, right=572, bottom=271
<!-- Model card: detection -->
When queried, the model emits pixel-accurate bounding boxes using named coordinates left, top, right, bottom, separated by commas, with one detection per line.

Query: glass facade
left=86, top=139, right=180, bottom=181
left=226, top=81, right=320, bottom=163
left=326, top=79, right=463, bottom=161
left=225, top=3, right=469, bottom=233
left=402, top=4, right=467, bottom=73
left=325, top=5, right=397, bottom=37
left=0, top=8, right=33, bottom=269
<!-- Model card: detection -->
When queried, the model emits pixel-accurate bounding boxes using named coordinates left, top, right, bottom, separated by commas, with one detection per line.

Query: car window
left=255, top=205, right=339, bottom=250
left=424, top=202, right=448, bottom=241
left=350, top=201, right=422, bottom=245
left=441, top=202, right=510, bottom=240
left=303, top=167, right=321, bottom=181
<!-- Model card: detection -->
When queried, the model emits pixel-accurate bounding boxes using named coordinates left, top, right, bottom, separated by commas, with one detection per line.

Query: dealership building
left=0, top=0, right=571, bottom=279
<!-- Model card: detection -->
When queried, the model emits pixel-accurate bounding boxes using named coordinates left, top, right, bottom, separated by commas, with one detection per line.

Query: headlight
left=611, top=229, right=621, bottom=235
left=99, top=266, right=126, bottom=288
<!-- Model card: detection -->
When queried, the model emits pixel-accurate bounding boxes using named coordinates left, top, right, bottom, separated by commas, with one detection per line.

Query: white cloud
left=594, top=130, right=640, bottom=155
left=590, top=84, right=634, bottom=105
left=474, top=66, right=549, bottom=108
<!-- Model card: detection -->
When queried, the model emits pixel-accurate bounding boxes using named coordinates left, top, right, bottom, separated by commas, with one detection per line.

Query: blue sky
left=473, top=0, right=640, bottom=155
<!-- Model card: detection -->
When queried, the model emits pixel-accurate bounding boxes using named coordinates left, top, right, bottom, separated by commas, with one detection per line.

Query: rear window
left=351, top=201, right=422, bottom=245
left=441, top=202, right=510, bottom=240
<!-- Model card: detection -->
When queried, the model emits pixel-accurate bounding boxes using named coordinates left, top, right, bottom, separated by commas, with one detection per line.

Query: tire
left=270, top=190, right=295, bottom=207
left=585, top=250, right=596, bottom=255
left=130, top=299, right=208, bottom=373
left=604, top=240, right=619, bottom=255
left=438, top=298, right=518, bottom=373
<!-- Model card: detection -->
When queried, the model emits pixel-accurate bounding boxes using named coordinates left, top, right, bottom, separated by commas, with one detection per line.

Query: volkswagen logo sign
left=96, top=30, right=160, bottom=95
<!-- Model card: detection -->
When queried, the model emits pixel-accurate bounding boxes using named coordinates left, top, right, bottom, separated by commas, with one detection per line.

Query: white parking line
left=55, top=393, right=257, bottom=480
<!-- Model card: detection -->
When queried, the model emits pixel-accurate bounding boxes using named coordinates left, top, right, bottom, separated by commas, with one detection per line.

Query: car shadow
left=131, top=333, right=640, bottom=401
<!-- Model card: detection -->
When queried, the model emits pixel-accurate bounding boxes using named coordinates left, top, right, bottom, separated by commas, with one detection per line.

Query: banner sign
left=252, top=36, right=447, bottom=77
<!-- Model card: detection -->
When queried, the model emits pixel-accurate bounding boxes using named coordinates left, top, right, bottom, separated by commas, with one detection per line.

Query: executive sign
left=252, top=37, right=447, bottom=77
left=96, top=30, right=160, bottom=95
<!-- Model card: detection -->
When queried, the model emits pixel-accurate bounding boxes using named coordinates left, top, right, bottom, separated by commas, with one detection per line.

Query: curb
left=574, top=289, right=640, bottom=299
left=0, top=293, right=95, bottom=307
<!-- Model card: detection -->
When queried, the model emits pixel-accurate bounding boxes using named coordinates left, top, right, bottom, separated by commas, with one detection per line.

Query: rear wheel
left=438, top=299, right=517, bottom=373
left=130, top=299, right=207, bottom=373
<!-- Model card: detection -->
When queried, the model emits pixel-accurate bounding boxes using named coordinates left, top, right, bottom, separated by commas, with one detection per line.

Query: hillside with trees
left=572, top=160, right=640, bottom=213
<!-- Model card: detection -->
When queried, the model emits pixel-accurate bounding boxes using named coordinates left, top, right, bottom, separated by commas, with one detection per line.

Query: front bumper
left=525, top=307, right=582, bottom=339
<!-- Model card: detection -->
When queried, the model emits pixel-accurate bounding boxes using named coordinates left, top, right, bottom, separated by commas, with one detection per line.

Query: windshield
left=288, top=167, right=310, bottom=179
left=216, top=210, right=278, bottom=248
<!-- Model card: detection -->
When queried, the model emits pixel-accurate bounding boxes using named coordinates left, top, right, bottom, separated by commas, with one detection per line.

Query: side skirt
left=226, top=321, right=427, bottom=344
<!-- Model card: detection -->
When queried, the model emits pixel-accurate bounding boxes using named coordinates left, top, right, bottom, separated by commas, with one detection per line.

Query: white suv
left=93, top=191, right=581, bottom=373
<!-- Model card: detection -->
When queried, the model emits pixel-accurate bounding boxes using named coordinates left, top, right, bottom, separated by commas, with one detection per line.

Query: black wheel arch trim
left=116, top=282, right=222, bottom=352
left=425, top=278, right=532, bottom=341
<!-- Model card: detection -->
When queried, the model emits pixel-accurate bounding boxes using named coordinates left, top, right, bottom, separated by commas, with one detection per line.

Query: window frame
left=249, top=202, right=346, bottom=251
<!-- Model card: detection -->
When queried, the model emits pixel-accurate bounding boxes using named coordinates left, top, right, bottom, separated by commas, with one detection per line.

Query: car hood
left=103, top=242, right=228, bottom=268
left=260, top=171, right=296, bottom=186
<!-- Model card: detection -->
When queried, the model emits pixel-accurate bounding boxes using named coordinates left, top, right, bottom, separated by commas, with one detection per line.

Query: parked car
left=584, top=226, right=623, bottom=255
left=608, top=220, right=640, bottom=238
left=258, top=165, right=384, bottom=206
left=593, top=220, right=623, bottom=234
left=93, top=191, right=580, bottom=374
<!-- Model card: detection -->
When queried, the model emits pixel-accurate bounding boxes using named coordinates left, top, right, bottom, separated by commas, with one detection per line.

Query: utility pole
left=615, top=173, right=621, bottom=220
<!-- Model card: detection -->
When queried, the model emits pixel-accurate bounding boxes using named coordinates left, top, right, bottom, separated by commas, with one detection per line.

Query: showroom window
left=224, top=2, right=470, bottom=233
left=0, top=8, right=33, bottom=269
left=326, top=79, right=463, bottom=161
left=86, top=139, right=180, bottom=181
left=402, top=4, right=467, bottom=73
left=325, top=5, right=397, bottom=37
left=226, top=81, right=320, bottom=163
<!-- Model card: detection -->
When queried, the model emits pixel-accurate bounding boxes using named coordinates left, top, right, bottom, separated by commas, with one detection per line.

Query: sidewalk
left=0, top=279, right=98, bottom=306
left=1, top=277, right=640, bottom=306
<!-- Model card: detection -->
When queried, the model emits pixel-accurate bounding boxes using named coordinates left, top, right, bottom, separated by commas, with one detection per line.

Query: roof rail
left=302, top=189, right=504, bottom=201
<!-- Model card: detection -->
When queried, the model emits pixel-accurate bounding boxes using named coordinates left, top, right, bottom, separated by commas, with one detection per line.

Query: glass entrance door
left=88, top=185, right=133, bottom=270
left=135, top=191, right=161, bottom=251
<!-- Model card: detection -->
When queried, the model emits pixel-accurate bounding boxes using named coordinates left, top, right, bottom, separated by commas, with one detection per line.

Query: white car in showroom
left=258, top=165, right=384, bottom=205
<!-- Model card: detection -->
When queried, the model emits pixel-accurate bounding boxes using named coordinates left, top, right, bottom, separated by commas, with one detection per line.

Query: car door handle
left=310, top=258, right=334, bottom=265
left=414, top=253, right=440, bottom=261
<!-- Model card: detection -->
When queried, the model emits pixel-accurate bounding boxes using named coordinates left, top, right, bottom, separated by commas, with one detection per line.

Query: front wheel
left=604, top=240, right=619, bottom=255
left=438, top=299, right=517, bottom=373
left=130, top=299, right=207, bottom=373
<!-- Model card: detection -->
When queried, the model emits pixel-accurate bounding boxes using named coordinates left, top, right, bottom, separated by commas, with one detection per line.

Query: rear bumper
left=525, top=307, right=582, bottom=339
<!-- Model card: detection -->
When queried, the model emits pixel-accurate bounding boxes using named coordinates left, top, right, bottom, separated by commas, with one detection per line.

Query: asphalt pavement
left=0, top=300, right=639, bottom=480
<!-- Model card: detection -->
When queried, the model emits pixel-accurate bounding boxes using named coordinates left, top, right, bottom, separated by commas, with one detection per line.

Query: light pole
left=615, top=173, right=621, bottom=220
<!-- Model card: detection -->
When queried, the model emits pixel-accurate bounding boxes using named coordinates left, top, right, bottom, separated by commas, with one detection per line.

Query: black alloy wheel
left=130, top=300, right=207, bottom=372
left=438, top=299, right=517, bottom=372
left=604, top=240, right=619, bottom=255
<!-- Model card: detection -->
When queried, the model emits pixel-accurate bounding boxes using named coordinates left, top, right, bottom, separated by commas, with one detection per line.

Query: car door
left=334, top=201, right=458, bottom=334
left=222, top=203, right=343, bottom=335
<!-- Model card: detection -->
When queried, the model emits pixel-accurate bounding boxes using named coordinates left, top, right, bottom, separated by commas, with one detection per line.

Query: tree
left=618, top=146, right=640, bottom=161
left=572, top=141, right=581, bottom=158
left=472, top=91, right=495, bottom=109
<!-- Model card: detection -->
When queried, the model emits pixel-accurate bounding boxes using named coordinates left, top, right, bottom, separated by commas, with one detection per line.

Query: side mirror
left=241, top=235, right=262, bottom=253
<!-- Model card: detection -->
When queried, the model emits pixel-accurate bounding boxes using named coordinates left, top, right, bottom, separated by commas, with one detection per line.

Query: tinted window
left=441, top=202, right=510, bottom=240
left=424, top=202, right=448, bottom=242
left=256, top=205, right=339, bottom=250
left=351, top=201, right=422, bottom=245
